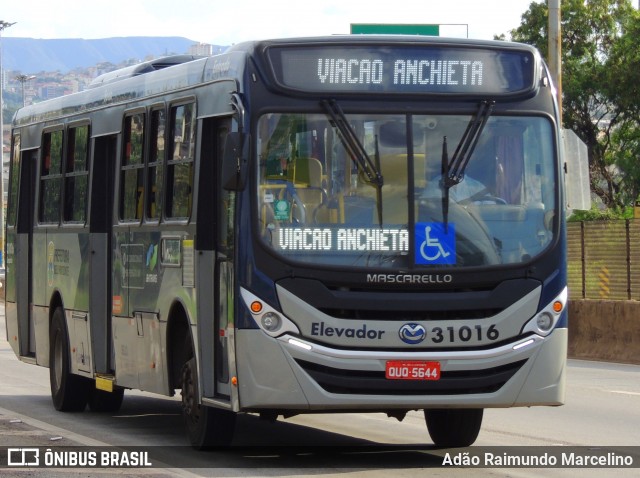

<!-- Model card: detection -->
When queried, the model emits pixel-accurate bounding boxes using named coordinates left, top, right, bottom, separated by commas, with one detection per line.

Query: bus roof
left=12, top=53, right=227, bottom=127
left=229, top=34, right=539, bottom=52
left=88, top=55, right=206, bottom=88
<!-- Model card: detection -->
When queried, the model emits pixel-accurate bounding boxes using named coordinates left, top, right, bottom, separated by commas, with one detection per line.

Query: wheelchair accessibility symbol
left=415, top=222, right=456, bottom=265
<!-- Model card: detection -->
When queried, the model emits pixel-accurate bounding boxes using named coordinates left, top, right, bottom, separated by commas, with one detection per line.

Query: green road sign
left=350, top=24, right=440, bottom=36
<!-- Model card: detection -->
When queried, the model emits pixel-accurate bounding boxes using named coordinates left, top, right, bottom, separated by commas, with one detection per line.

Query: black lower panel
left=295, top=359, right=527, bottom=395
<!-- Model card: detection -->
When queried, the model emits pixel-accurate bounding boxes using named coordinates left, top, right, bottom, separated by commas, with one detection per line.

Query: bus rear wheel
left=49, top=307, right=91, bottom=411
left=424, top=408, right=483, bottom=447
left=181, top=357, right=236, bottom=449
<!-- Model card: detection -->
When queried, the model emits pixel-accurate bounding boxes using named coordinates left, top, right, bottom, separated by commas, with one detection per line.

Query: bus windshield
left=257, top=112, right=556, bottom=269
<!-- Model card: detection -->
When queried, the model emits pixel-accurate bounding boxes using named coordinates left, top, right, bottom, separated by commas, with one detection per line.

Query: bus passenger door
left=196, top=117, right=235, bottom=400
left=89, top=134, right=117, bottom=374
left=6, top=144, right=37, bottom=358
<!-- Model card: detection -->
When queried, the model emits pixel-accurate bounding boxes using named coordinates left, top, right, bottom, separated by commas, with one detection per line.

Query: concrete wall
left=568, top=300, right=640, bottom=364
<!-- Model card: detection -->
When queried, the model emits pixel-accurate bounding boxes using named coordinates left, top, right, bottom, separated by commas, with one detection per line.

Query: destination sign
left=267, top=45, right=536, bottom=95
left=274, top=227, right=409, bottom=253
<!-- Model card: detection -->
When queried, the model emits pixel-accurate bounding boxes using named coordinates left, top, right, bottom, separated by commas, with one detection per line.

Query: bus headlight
left=522, top=287, right=567, bottom=337
left=240, top=288, right=300, bottom=337
left=261, top=312, right=282, bottom=332
left=536, top=312, right=554, bottom=332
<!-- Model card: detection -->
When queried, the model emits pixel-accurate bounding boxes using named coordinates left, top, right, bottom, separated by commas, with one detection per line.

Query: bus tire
left=424, top=408, right=483, bottom=447
left=49, top=307, right=91, bottom=412
left=181, top=357, right=236, bottom=449
left=88, top=386, right=125, bottom=412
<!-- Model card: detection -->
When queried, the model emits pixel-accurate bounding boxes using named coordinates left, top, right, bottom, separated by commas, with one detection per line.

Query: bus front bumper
left=233, top=327, right=566, bottom=411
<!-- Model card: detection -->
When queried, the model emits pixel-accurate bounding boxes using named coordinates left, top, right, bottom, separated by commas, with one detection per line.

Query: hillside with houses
left=1, top=37, right=225, bottom=123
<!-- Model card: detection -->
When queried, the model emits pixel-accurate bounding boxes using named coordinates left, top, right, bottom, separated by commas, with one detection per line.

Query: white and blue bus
left=6, top=36, right=570, bottom=448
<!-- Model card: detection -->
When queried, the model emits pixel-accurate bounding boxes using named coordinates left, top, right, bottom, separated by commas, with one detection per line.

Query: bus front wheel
left=181, top=357, right=236, bottom=449
left=424, top=408, right=483, bottom=447
left=49, top=307, right=91, bottom=411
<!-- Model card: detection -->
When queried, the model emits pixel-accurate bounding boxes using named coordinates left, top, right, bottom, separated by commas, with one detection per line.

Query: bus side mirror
left=562, top=128, right=591, bottom=213
left=222, top=132, right=248, bottom=191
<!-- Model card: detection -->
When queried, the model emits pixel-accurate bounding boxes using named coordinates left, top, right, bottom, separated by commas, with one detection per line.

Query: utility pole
left=548, top=0, right=562, bottom=125
left=0, top=20, right=16, bottom=268
left=15, top=74, right=35, bottom=107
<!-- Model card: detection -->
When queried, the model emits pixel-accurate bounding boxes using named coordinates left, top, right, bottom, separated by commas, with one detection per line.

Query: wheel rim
left=181, top=362, right=200, bottom=424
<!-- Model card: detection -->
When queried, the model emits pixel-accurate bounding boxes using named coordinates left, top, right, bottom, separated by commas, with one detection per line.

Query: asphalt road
left=0, top=305, right=638, bottom=477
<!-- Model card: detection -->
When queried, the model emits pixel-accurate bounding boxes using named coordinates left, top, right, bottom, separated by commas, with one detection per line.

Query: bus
left=6, top=36, right=573, bottom=449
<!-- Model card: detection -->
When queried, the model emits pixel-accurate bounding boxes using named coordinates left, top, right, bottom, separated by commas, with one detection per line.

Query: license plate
left=385, top=361, right=441, bottom=380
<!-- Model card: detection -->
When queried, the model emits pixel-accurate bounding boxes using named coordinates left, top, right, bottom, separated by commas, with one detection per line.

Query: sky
left=2, top=0, right=542, bottom=45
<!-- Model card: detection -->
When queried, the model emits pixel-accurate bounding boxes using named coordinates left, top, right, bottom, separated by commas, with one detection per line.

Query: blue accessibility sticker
left=415, top=222, right=456, bottom=265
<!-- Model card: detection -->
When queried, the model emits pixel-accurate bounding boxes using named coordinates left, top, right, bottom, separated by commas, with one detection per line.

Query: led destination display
left=267, top=44, right=536, bottom=95
left=275, top=227, right=409, bottom=253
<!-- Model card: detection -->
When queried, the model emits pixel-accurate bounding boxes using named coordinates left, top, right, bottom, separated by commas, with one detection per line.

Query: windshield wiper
left=321, top=99, right=384, bottom=225
left=445, top=100, right=494, bottom=188
left=441, top=136, right=451, bottom=233
left=441, top=100, right=495, bottom=231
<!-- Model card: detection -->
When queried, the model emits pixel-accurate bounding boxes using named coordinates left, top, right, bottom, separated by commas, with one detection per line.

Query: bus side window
left=39, top=129, right=64, bottom=224
left=7, top=134, right=21, bottom=228
left=166, top=103, right=195, bottom=219
left=63, top=124, right=90, bottom=223
left=147, top=108, right=165, bottom=220
left=120, top=113, right=145, bottom=221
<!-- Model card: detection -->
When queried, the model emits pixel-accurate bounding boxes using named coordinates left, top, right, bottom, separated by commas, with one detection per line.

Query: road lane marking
left=609, top=390, right=640, bottom=396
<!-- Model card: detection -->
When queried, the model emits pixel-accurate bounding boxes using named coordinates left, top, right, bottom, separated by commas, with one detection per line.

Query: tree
left=602, top=14, right=640, bottom=205
left=505, top=0, right=640, bottom=209
left=2, top=90, right=21, bottom=125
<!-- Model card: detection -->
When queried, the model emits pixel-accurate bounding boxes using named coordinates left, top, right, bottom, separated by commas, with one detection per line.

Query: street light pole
left=0, top=20, right=16, bottom=268
left=15, top=74, right=36, bottom=107
left=548, top=0, right=562, bottom=125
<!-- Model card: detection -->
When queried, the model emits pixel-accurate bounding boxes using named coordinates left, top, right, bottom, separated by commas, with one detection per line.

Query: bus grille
left=295, top=359, right=527, bottom=395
